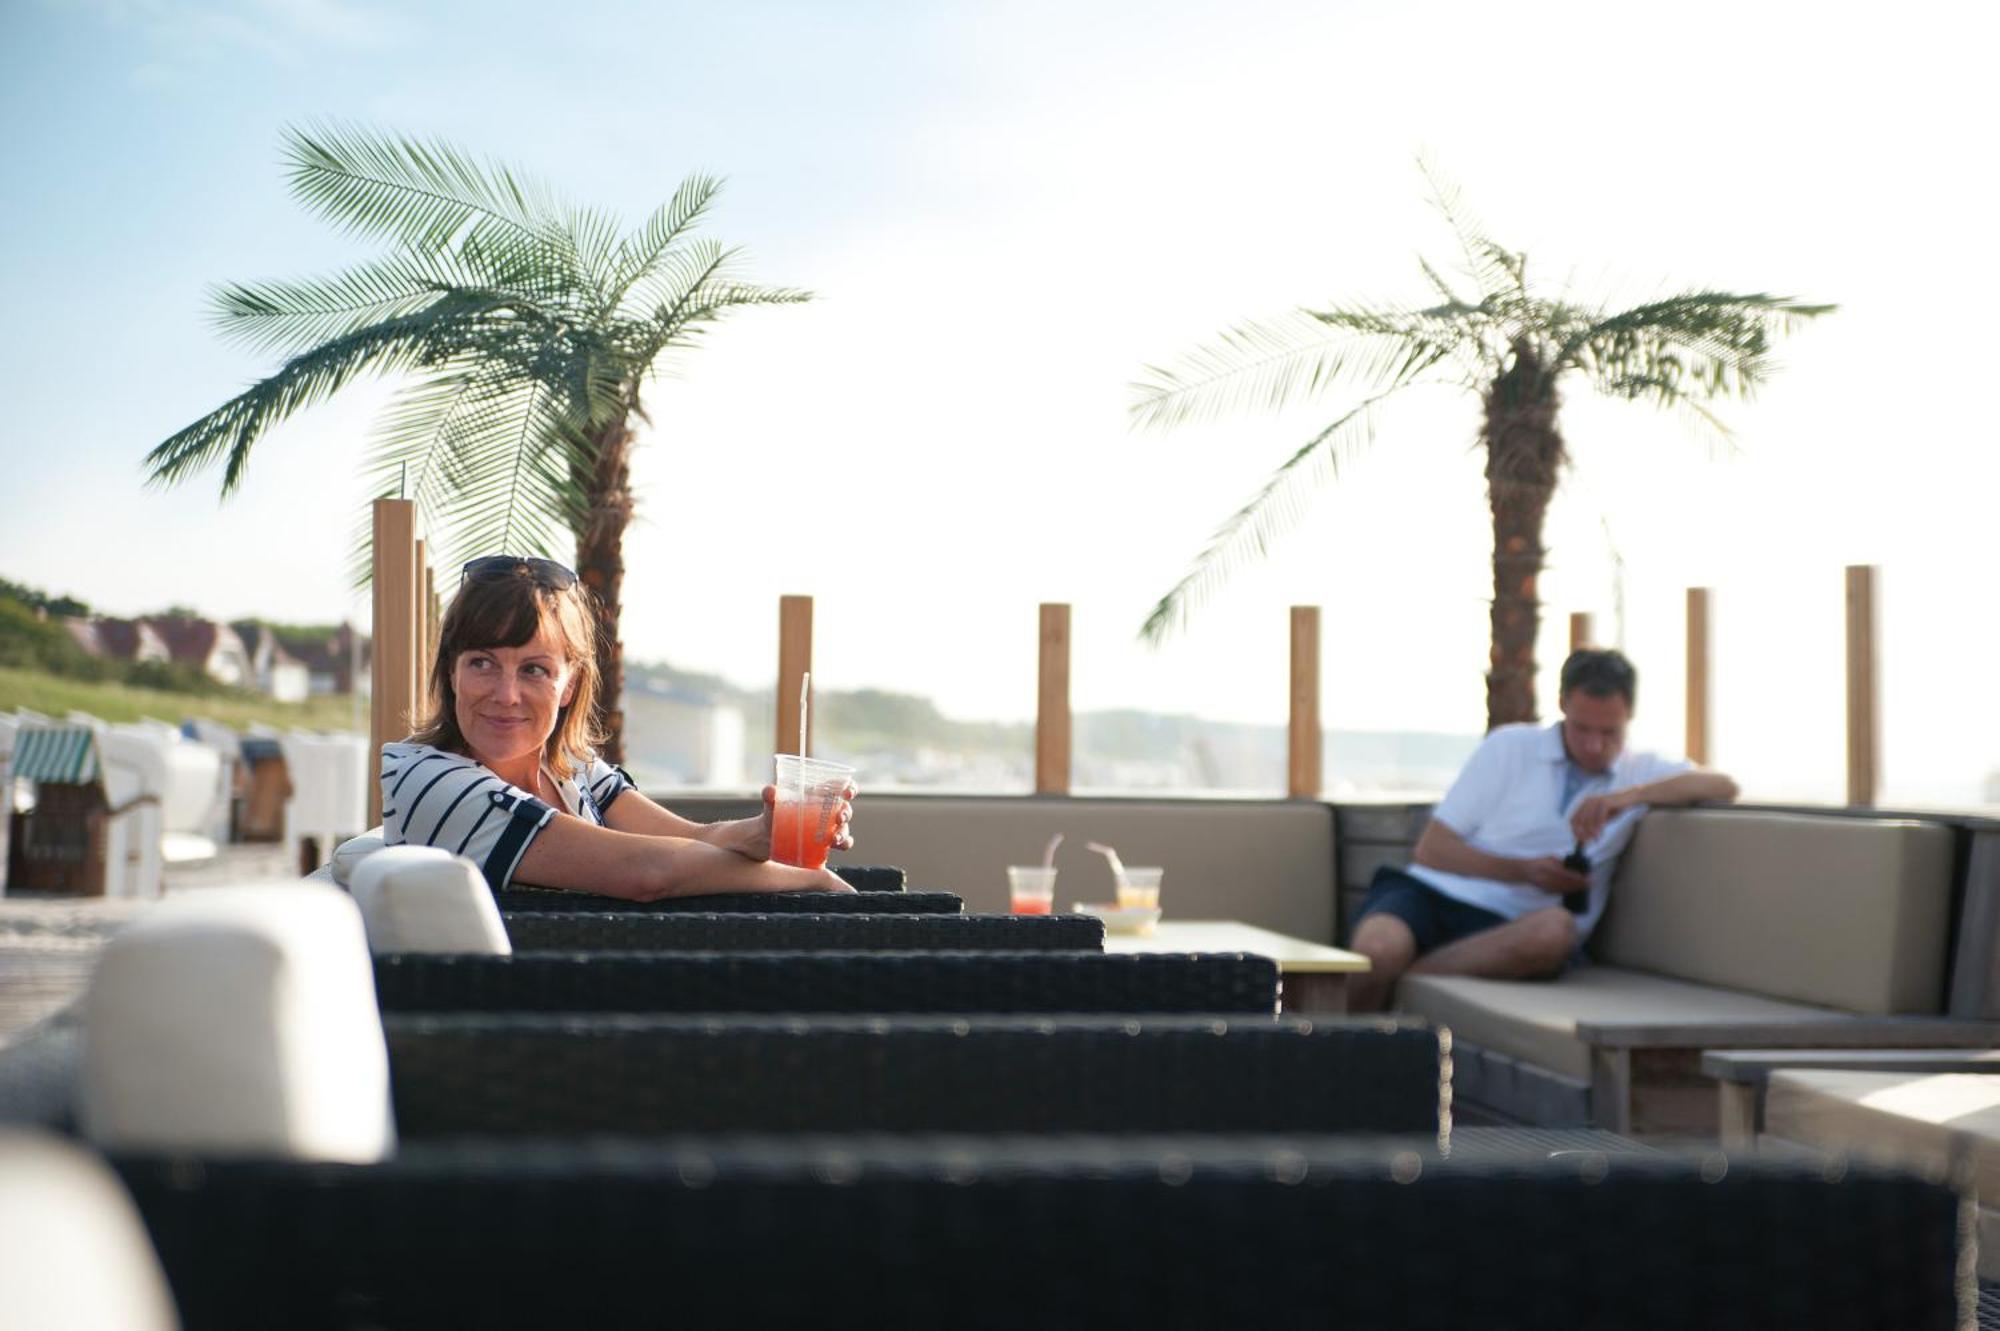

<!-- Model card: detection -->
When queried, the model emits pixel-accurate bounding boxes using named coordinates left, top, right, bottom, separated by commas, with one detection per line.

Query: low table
left=1100, top=920, right=1370, bottom=1014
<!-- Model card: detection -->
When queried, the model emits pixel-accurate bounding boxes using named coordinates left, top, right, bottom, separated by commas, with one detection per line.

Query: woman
left=381, top=556, right=854, bottom=899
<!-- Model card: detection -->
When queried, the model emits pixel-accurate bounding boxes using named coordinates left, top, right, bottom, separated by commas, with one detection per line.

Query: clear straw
left=1041, top=832, right=1063, bottom=870
left=1087, top=841, right=1128, bottom=888
left=788, top=667, right=804, bottom=867
left=799, top=670, right=811, bottom=759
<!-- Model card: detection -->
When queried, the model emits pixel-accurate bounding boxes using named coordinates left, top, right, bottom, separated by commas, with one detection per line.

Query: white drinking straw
left=1087, top=841, right=1128, bottom=888
left=799, top=670, right=811, bottom=759
left=791, top=670, right=812, bottom=864
left=1041, top=832, right=1063, bottom=870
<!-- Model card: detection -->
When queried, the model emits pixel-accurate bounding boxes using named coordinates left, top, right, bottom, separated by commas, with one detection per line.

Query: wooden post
left=1036, top=603, right=1071, bottom=795
left=1685, top=587, right=1711, bottom=766
left=368, top=499, right=418, bottom=826
left=1288, top=606, right=1321, bottom=798
left=1845, top=564, right=1879, bottom=808
left=776, top=595, right=813, bottom=756
left=413, top=540, right=431, bottom=715
left=422, top=561, right=438, bottom=702
left=1569, top=612, right=1594, bottom=654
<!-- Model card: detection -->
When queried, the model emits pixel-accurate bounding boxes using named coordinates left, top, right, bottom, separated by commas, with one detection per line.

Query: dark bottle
left=1560, top=843, right=1591, bottom=914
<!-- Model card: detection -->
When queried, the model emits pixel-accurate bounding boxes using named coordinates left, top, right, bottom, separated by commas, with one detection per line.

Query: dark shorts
left=1354, top=866, right=1510, bottom=955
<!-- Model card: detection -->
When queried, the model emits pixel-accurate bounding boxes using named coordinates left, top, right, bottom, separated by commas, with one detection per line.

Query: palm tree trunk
left=1482, top=344, right=1565, bottom=732
left=576, top=413, right=636, bottom=766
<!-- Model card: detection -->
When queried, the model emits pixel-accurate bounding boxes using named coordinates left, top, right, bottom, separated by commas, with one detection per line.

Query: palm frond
left=1561, top=291, right=1834, bottom=397
left=564, top=204, right=625, bottom=311
left=606, top=174, right=723, bottom=309
left=283, top=121, right=559, bottom=254
left=1595, top=372, right=1742, bottom=461
left=209, top=252, right=480, bottom=357
left=1416, top=255, right=1470, bottom=308
left=1310, top=304, right=1486, bottom=382
left=628, top=238, right=737, bottom=325
left=143, top=305, right=481, bottom=495
left=426, top=378, right=592, bottom=566
left=1132, top=309, right=1423, bottom=432
left=1138, top=386, right=1412, bottom=645
left=364, top=363, right=514, bottom=518
left=1415, top=154, right=1524, bottom=301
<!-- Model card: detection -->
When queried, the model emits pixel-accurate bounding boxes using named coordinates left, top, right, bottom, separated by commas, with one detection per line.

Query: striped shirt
left=380, top=741, right=633, bottom=891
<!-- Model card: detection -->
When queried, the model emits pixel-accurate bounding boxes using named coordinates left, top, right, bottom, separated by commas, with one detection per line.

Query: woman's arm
left=601, top=787, right=733, bottom=840
left=603, top=785, right=854, bottom=860
left=510, top=813, right=852, bottom=900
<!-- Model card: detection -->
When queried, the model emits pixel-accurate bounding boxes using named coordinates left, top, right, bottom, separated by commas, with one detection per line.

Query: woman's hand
left=724, top=782, right=858, bottom=861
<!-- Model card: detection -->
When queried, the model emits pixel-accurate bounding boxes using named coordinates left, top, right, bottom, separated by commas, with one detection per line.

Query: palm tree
left=1130, top=169, right=1832, bottom=731
left=144, top=124, right=809, bottom=762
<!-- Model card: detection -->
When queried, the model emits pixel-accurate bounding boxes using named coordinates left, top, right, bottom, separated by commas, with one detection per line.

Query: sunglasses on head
left=459, top=556, right=579, bottom=591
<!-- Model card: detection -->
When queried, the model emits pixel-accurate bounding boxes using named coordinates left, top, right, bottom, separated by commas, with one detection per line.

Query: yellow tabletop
left=1099, top=919, right=1370, bottom=973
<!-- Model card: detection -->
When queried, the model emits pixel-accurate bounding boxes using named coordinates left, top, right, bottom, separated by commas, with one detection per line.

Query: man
left=1347, top=649, right=1739, bottom=1012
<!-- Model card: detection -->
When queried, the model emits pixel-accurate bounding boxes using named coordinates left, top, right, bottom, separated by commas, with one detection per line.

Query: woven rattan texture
left=373, top=950, right=1281, bottom=1015
left=385, top=1014, right=1438, bottom=1135
left=115, top=1140, right=1961, bottom=1330
left=494, top=887, right=957, bottom=914
left=502, top=911, right=1105, bottom=953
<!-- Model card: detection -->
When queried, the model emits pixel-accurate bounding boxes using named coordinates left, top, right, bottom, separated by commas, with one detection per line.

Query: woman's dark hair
left=408, top=562, right=603, bottom=779
left=1558, top=648, right=1637, bottom=710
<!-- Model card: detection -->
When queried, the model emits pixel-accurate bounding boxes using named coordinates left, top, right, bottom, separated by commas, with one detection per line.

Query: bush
left=0, top=599, right=99, bottom=675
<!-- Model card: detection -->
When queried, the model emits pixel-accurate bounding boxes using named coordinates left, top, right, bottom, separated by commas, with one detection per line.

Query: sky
left=2, top=0, right=1997, bottom=805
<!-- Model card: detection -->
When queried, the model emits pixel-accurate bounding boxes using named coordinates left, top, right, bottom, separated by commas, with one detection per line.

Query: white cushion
left=81, top=883, right=394, bottom=1162
left=0, top=1132, right=177, bottom=1331
left=350, top=847, right=511, bottom=956
left=330, top=829, right=388, bottom=886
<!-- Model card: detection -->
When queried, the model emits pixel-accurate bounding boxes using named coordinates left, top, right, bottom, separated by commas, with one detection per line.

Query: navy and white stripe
left=380, top=742, right=633, bottom=891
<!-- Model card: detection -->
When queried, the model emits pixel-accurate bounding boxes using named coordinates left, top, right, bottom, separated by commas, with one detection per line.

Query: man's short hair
left=1559, top=648, right=1637, bottom=710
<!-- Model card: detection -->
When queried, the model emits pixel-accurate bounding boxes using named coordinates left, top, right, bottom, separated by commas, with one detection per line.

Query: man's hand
left=1518, top=856, right=1591, bottom=896
left=1568, top=792, right=1632, bottom=846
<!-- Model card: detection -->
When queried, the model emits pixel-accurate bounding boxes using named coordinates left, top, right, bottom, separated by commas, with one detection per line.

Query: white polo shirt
left=1407, top=722, right=1690, bottom=938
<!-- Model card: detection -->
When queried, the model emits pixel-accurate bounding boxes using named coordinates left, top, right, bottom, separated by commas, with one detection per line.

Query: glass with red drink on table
left=1006, top=865, right=1058, bottom=915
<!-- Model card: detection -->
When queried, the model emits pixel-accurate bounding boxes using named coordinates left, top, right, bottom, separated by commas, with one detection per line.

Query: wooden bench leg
left=1717, top=1081, right=1758, bottom=1149
left=1279, top=973, right=1348, bottom=1014
left=1590, top=1047, right=1632, bottom=1134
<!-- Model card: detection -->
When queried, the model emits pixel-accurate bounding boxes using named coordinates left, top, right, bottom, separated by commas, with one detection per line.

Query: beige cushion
left=1765, top=1068, right=2000, bottom=1200
left=837, top=796, right=1337, bottom=943
left=350, top=847, right=511, bottom=956
left=1596, top=809, right=1954, bottom=1014
left=330, top=828, right=387, bottom=886
left=0, top=1132, right=177, bottom=1330
left=81, top=884, right=395, bottom=1162
left=1398, top=967, right=1840, bottom=1081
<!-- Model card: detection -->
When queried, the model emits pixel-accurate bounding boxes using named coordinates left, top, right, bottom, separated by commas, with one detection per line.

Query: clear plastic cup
left=771, top=754, right=856, bottom=869
left=1116, top=866, right=1163, bottom=910
left=1006, top=865, right=1058, bottom=915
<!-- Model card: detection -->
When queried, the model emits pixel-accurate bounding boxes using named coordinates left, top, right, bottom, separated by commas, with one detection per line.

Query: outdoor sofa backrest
left=372, top=950, right=1282, bottom=1016
left=1593, top=808, right=1956, bottom=1015
left=827, top=795, right=1338, bottom=941
left=109, top=1141, right=1961, bottom=1331
left=501, top=909, right=1104, bottom=952
left=383, top=1013, right=1444, bottom=1136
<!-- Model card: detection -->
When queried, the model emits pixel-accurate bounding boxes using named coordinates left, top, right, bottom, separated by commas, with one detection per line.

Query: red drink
left=771, top=796, right=833, bottom=869
left=1009, top=895, right=1053, bottom=915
